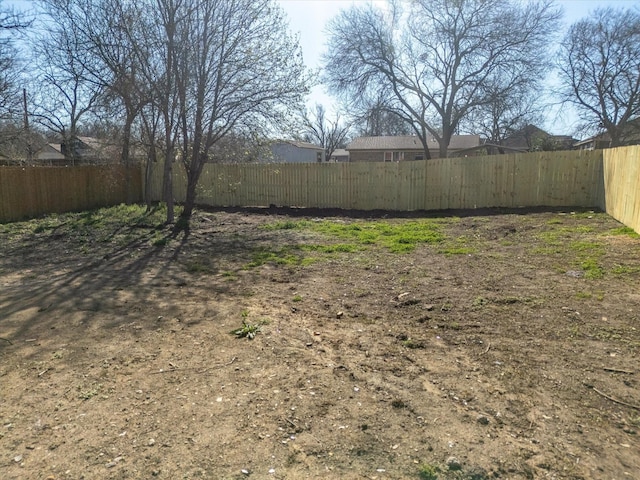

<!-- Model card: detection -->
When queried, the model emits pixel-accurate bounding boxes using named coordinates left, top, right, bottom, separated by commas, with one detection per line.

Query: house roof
left=273, top=140, right=324, bottom=151
left=347, top=135, right=481, bottom=151
left=37, top=144, right=65, bottom=161
left=331, top=149, right=350, bottom=157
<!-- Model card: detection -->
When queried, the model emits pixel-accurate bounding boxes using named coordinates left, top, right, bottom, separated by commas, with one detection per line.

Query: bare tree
left=29, top=17, right=104, bottom=164
left=324, top=0, right=561, bottom=158
left=300, top=104, right=351, bottom=160
left=557, top=7, right=640, bottom=147
left=462, top=83, right=545, bottom=151
left=149, top=0, right=309, bottom=222
left=0, top=2, right=30, bottom=120
left=354, top=100, right=413, bottom=137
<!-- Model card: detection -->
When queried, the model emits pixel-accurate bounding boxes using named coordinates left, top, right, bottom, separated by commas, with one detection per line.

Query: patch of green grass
left=611, top=264, right=640, bottom=275
left=300, top=243, right=362, bottom=254
left=580, top=258, right=604, bottom=279
left=536, top=231, right=565, bottom=246
left=570, top=240, right=603, bottom=253
left=608, top=226, right=640, bottom=238
left=262, top=220, right=309, bottom=231
left=246, top=247, right=305, bottom=268
left=531, top=245, right=563, bottom=255
left=263, top=218, right=447, bottom=254
left=152, top=233, right=169, bottom=247
left=438, top=235, right=476, bottom=256
left=292, top=295, right=302, bottom=302
left=570, top=210, right=600, bottom=219
left=308, top=220, right=445, bottom=253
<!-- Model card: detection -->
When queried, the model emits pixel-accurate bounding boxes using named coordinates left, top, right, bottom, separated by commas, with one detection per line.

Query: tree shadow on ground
left=0, top=211, right=278, bottom=357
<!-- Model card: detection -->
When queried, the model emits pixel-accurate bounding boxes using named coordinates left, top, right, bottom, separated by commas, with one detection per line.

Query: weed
left=575, top=291, right=592, bottom=299
left=403, top=339, right=426, bottom=349
left=231, top=320, right=263, bottom=340
left=472, top=296, right=489, bottom=308
left=78, top=383, right=103, bottom=400
left=292, top=295, right=302, bottom=302
left=417, top=463, right=440, bottom=480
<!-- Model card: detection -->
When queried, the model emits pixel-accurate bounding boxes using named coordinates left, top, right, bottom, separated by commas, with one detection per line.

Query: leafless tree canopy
left=27, top=0, right=309, bottom=222
left=0, top=2, right=30, bottom=120
left=557, top=7, right=640, bottom=146
left=300, top=104, right=351, bottom=160
left=323, top=0, right=561, bottom=158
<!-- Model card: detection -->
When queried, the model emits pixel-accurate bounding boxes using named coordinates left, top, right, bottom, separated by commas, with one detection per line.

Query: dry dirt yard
left=1, top=204, right=639, bottom=480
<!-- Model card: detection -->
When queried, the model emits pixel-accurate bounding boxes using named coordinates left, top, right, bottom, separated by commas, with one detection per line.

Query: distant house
left=36, top=144, right=66, bottom=165
left=346, top=135, right=481, bottom=161
left=60, top=136, right=120, bottom=164
left=268, top=140, right=325, bottom=163
left=0, top=143, right=65, bottom=166
left=501, top=125, right=577, bottom=152
left=330, top=148, right=349, bottom=162
left=574, top=134, right=611, bottom=151
left=574, top=119, right=640, bottom=150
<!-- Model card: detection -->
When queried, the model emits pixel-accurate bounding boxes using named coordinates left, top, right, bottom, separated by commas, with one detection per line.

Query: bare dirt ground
left=1, top=205, right=639, bottom=480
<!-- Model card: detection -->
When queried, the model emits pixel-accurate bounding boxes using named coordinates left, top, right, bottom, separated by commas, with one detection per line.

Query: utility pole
left=23, top=88, right=34, bottom=164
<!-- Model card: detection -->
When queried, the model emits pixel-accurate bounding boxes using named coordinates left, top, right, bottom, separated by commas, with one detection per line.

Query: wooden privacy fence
left=148, top=150, right=605, bottom=212
left=0, top=165, right=142, bottom=222
left=2, top=148, right=637, bottom=233
left=603, top=145, right=640, bottom=233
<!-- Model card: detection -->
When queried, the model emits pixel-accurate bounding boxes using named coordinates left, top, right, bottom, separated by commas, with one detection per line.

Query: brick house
left=346, top=135, right=481, bottom=161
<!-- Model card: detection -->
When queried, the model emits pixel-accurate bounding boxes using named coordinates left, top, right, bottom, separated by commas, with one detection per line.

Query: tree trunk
left=180, top=145, right=208, bottom=222
left=162, top=149, right=174, bottom=224
left=144, top=144, right=156, bottom=211
left=121, top=110, right=136, bottom=203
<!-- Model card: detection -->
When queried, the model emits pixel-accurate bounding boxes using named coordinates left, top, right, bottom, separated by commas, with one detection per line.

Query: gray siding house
left=269, top=141, right=325, bottom=163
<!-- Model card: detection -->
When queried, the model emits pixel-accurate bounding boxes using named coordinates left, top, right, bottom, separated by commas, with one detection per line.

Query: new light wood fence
left=603, top=146, right=640, bottom=233
left=2, top=148, right=638, bottom=235
left=147, top=150, right=605, bottom=212
left=0, top=166, right=142, bottom=222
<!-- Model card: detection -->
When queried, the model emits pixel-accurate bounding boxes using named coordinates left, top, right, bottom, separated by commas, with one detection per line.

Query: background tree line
left=0, top=0, right=639, bottom=223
